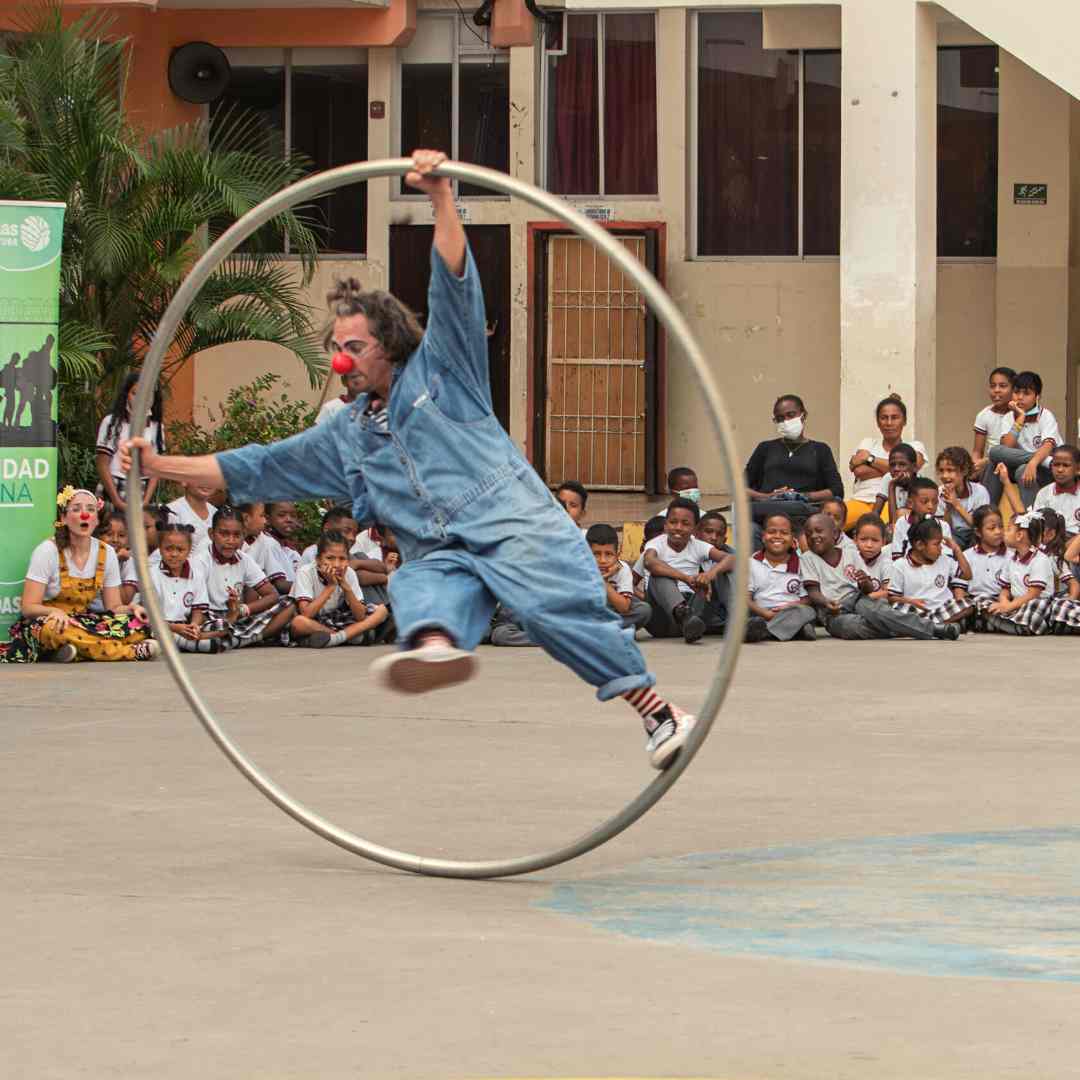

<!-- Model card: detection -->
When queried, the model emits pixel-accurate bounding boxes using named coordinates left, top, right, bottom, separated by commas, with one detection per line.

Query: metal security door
left=543, top=233, right=652, bottom=490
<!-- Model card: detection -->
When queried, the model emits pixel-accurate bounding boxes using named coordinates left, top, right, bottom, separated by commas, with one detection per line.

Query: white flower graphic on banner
left=19, top=215, right=51, bottom=253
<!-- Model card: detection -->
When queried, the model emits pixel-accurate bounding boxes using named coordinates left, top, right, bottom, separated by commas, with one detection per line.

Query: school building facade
left=11, top=0, right=1080, bottom=497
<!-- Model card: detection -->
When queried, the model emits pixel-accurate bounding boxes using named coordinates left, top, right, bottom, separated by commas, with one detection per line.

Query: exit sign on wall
left=1014, top=183, right=1047, bottom=205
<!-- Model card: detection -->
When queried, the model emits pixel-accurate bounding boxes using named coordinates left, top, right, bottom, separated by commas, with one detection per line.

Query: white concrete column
left=839, top=0, right=937, bottom=468
left=996, top=51, right=1071, bottom=423
left=364, top=46, right=396, bottom=289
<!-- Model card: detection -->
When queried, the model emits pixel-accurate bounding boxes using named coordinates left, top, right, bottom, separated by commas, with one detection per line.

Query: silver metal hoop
left=126, top=159, right=749, bottom=879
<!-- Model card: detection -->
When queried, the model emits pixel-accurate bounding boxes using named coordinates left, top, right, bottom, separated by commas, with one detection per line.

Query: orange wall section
left=491, top=0, right=534, bottom=49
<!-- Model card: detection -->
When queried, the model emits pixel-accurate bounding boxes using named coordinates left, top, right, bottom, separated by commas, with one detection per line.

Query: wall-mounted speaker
left=168, top=42, right=231, bottom=104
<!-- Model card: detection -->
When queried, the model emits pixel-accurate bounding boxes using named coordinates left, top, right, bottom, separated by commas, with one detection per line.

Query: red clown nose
left=331, top=352, right=354, bottom=375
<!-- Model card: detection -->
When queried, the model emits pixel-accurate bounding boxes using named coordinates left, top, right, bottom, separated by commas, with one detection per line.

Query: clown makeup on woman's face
left=66, top=492, right=99, bottom=538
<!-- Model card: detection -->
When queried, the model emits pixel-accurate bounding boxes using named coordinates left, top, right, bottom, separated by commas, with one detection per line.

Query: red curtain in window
left=604, top=14, right=657, bottom=195
left=549, top=15, right=599, bottom=195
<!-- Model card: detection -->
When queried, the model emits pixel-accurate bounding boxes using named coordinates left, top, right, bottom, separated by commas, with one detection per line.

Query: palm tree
left=0, top=3, right=327, bottom=468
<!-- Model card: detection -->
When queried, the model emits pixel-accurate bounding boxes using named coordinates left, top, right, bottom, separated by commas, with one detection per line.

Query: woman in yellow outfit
left=0, top=487, right=160, bottom=663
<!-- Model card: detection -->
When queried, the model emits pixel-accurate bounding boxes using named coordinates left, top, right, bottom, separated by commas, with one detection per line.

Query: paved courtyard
left=4, top=634, right=1080, bottom=1079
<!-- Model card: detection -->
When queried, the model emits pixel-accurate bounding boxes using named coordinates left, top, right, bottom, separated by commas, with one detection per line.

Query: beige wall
left=191, top=2, right=1077, bottom=499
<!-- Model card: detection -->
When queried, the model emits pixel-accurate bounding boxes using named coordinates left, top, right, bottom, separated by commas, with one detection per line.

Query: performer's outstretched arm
left=405, top=149, right=465, bottom=276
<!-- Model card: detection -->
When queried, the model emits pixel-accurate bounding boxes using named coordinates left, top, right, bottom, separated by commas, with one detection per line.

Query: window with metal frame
left=542, top=11, right=659, bottom=197
left=397, top=13, right=510, bottom=198
left=211, top=47, right=368, bottom=255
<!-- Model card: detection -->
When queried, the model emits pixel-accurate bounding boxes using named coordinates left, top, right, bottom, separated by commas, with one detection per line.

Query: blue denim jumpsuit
left=217, top=246, right=653, bottom=701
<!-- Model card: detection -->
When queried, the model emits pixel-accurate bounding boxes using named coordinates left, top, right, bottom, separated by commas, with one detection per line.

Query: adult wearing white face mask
left=744, top=394, right=845, bottom=548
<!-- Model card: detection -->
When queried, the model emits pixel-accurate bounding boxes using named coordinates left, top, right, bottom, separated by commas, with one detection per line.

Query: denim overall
left=218, top=247, right=653, bottom=701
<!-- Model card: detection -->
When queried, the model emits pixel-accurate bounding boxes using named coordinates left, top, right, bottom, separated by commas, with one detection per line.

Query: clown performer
left=121, top=150, right=695, bottom=768
left=0, top=487, right=160, bottom=663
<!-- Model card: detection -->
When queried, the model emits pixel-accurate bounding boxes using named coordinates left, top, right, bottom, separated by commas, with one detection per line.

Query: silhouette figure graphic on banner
left=0, top=333, right=55, bottom=447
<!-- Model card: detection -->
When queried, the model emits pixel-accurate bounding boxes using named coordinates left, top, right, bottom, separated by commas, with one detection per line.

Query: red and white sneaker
left=133, top=640, right=161, bottom=661
left=645, top=706, right=697, bottom=770
left=370, top=637, right=477, bottom=695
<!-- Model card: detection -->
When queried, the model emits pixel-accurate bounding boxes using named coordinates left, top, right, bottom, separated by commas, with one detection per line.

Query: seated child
left=264, top=501, right=302, bottom=585
left=961, top=505, right=1009, bottom=631
left=195, top=507, right=295, bottom=649
left=852, top=514, right=890, bottom=599
left=986, top=370, right=1063, bottom=508
left=1037, top=508, right=1076, bottom=602
left=632, top=515, right=666, bottom=598
left=821, top=497, right=858, bottom=555
left=643, top=497, right=733, bottom=643
left=300, top=506, right=361, bottom=565
left=148, top=522, right=224, bottom=653
left=694, top=509, right=734, bottom=630
left=890, top=478, right=952, bottom=557
left=361, top=523, right=400, bottom=608
left=92, top=512, right=130, bottom=613
left=555, top=480, right=588, bottom=528
left=120, top=506, right=163, bottom=604
left=666, top=466, right=701, bottom=507
left=981, top=511, right=1056, bottom=635
left=801, top=512, right=883, bottom=639
left=871, top=443, right=919, bottom=524
left=489, top=604, right=538, bottom=647
left=239, top=501, right=291, bottom=595
left=745, top=512, right=816, bottom=643
left=166, top=482, right=214, bottom=556
left=289, top=530, right=390, bottom=648
left=1032, top=444, right=1080, bottom=536
left=586, top=523, right=651, bottom=631
left=936, top=446, right=989, bottom=551
left=972, top=365, right=1017, bottom=479
left=885, top=517, right=972, bottom=638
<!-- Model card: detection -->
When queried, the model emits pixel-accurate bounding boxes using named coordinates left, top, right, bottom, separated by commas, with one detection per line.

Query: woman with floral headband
left=0, top=486, right=160, bottom=663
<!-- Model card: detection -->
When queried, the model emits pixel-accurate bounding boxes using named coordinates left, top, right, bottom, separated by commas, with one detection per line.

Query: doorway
left=389, top=224, right=511, bottom=431
left=531, top=227, right=663, bottom=492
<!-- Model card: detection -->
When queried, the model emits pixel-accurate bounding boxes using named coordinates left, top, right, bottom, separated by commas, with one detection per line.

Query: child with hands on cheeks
left=744, top=513, right=817, bottom=643
left=936, top=446, right=989, bottom=551
left=289, top=531, right=390, bottom=648
left=643, top=498, right=734, bottom=643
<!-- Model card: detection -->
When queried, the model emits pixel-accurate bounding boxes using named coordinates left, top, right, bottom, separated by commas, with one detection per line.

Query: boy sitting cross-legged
left=586, top=523, right=651, bottom=632
left=643, top=498, right=734, bottom=644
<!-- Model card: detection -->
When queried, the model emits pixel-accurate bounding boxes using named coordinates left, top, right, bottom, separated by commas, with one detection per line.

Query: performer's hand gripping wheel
left=126, top=159, right=749, bottom=879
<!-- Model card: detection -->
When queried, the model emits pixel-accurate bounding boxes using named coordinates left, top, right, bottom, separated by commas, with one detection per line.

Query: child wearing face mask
left=986, top=370, right=1063, bottom=509
left=665, top=467, right=701, bottom=510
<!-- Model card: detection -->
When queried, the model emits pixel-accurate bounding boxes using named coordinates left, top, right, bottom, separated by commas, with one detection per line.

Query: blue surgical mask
left=678, top=488, right=701, bottom=504
left=1025, top=405, right=1040, bottom=417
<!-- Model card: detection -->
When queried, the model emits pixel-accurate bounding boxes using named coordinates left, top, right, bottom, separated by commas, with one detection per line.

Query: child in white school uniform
left=972, top=366, right=1017, bottom=480
left=195, top=507, right=295, bottom=649
left=1032, top=445, right=1080, bottom=537
left=890, top=479, right=952, bottom=557
left=586, top=523, right=652, bottom=632
left=289, top=531, right=390, bottom=648
left=871, top=443, right=918, bottom=523
left=264, top=501, right=302, bottom=586
left=745, top=512, right=817, bottom=643
left=936, top=446, right=990, bottom=551
left=981, top=511, right=1056, bottom=636
left=95, top=372, right=165, bottom=511
left=147, top=522, right=226, bottom=653
left=643, top=498, right=734, bottom=644
left=1035, top=509, right=1080, bottom=633
left=631, top=515, right=666, bottom=599
left=120, top=505, right=165, bottom=604
left=885, top=517, right=973, bottom=638
left=961, top=505, right=1009, bottom=632
left=166, top=482, right=214, bottom=557
left=239, top=501, right=290, bottom=595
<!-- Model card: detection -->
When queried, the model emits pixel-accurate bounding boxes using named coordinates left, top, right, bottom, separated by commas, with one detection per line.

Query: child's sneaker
left=645, top=705, right=696, bottom=770
left=371, top=639, right=477, bottom=694
left=133, top=640, right=161, bottom=661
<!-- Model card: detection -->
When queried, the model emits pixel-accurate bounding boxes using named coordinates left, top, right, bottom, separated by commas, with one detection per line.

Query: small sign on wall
left=1014, top=183, right=1047, bottom=205
left=582, top=207, right=615, bottom=222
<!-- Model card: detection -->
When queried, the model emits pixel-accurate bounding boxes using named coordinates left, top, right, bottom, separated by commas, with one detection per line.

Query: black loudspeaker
left=168, top=42, right=231, bottom=104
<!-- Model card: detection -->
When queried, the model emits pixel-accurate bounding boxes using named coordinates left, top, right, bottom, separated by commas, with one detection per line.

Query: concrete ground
left=3, top=634, right=1080, bottom=1079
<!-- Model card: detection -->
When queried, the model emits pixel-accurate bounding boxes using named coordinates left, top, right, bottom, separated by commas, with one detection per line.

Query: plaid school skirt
left=303, top=602, right=395, bottom=646
left=1050, top=596, right=1080, bottom=632
left=975, top=595, right=1054, bottom=636
left=202, top=596, right=294, bottom=650
left=891, top=596, right=973, bottom=626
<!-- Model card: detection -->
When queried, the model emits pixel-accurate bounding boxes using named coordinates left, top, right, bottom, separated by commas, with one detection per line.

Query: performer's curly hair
left=323, top=278, right=424, bottom=365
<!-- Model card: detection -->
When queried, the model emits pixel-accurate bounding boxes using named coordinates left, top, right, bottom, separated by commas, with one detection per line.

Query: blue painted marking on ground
left=538, top=828, right=1080, bottom=982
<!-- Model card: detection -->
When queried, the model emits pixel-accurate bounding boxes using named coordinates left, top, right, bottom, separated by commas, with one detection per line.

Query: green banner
left=0, top=200, right=65, bottom=637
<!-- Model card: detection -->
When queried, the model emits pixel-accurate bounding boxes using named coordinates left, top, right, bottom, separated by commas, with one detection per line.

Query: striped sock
left=622, top=686, right=673, bottom=734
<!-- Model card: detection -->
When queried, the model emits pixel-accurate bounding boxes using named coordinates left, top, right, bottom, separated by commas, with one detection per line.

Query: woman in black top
left=744, top=395, right=845, bottom=540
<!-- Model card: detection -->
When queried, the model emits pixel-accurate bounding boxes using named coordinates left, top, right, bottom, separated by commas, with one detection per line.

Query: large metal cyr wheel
left=126, top=158, right=749, bottom=879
